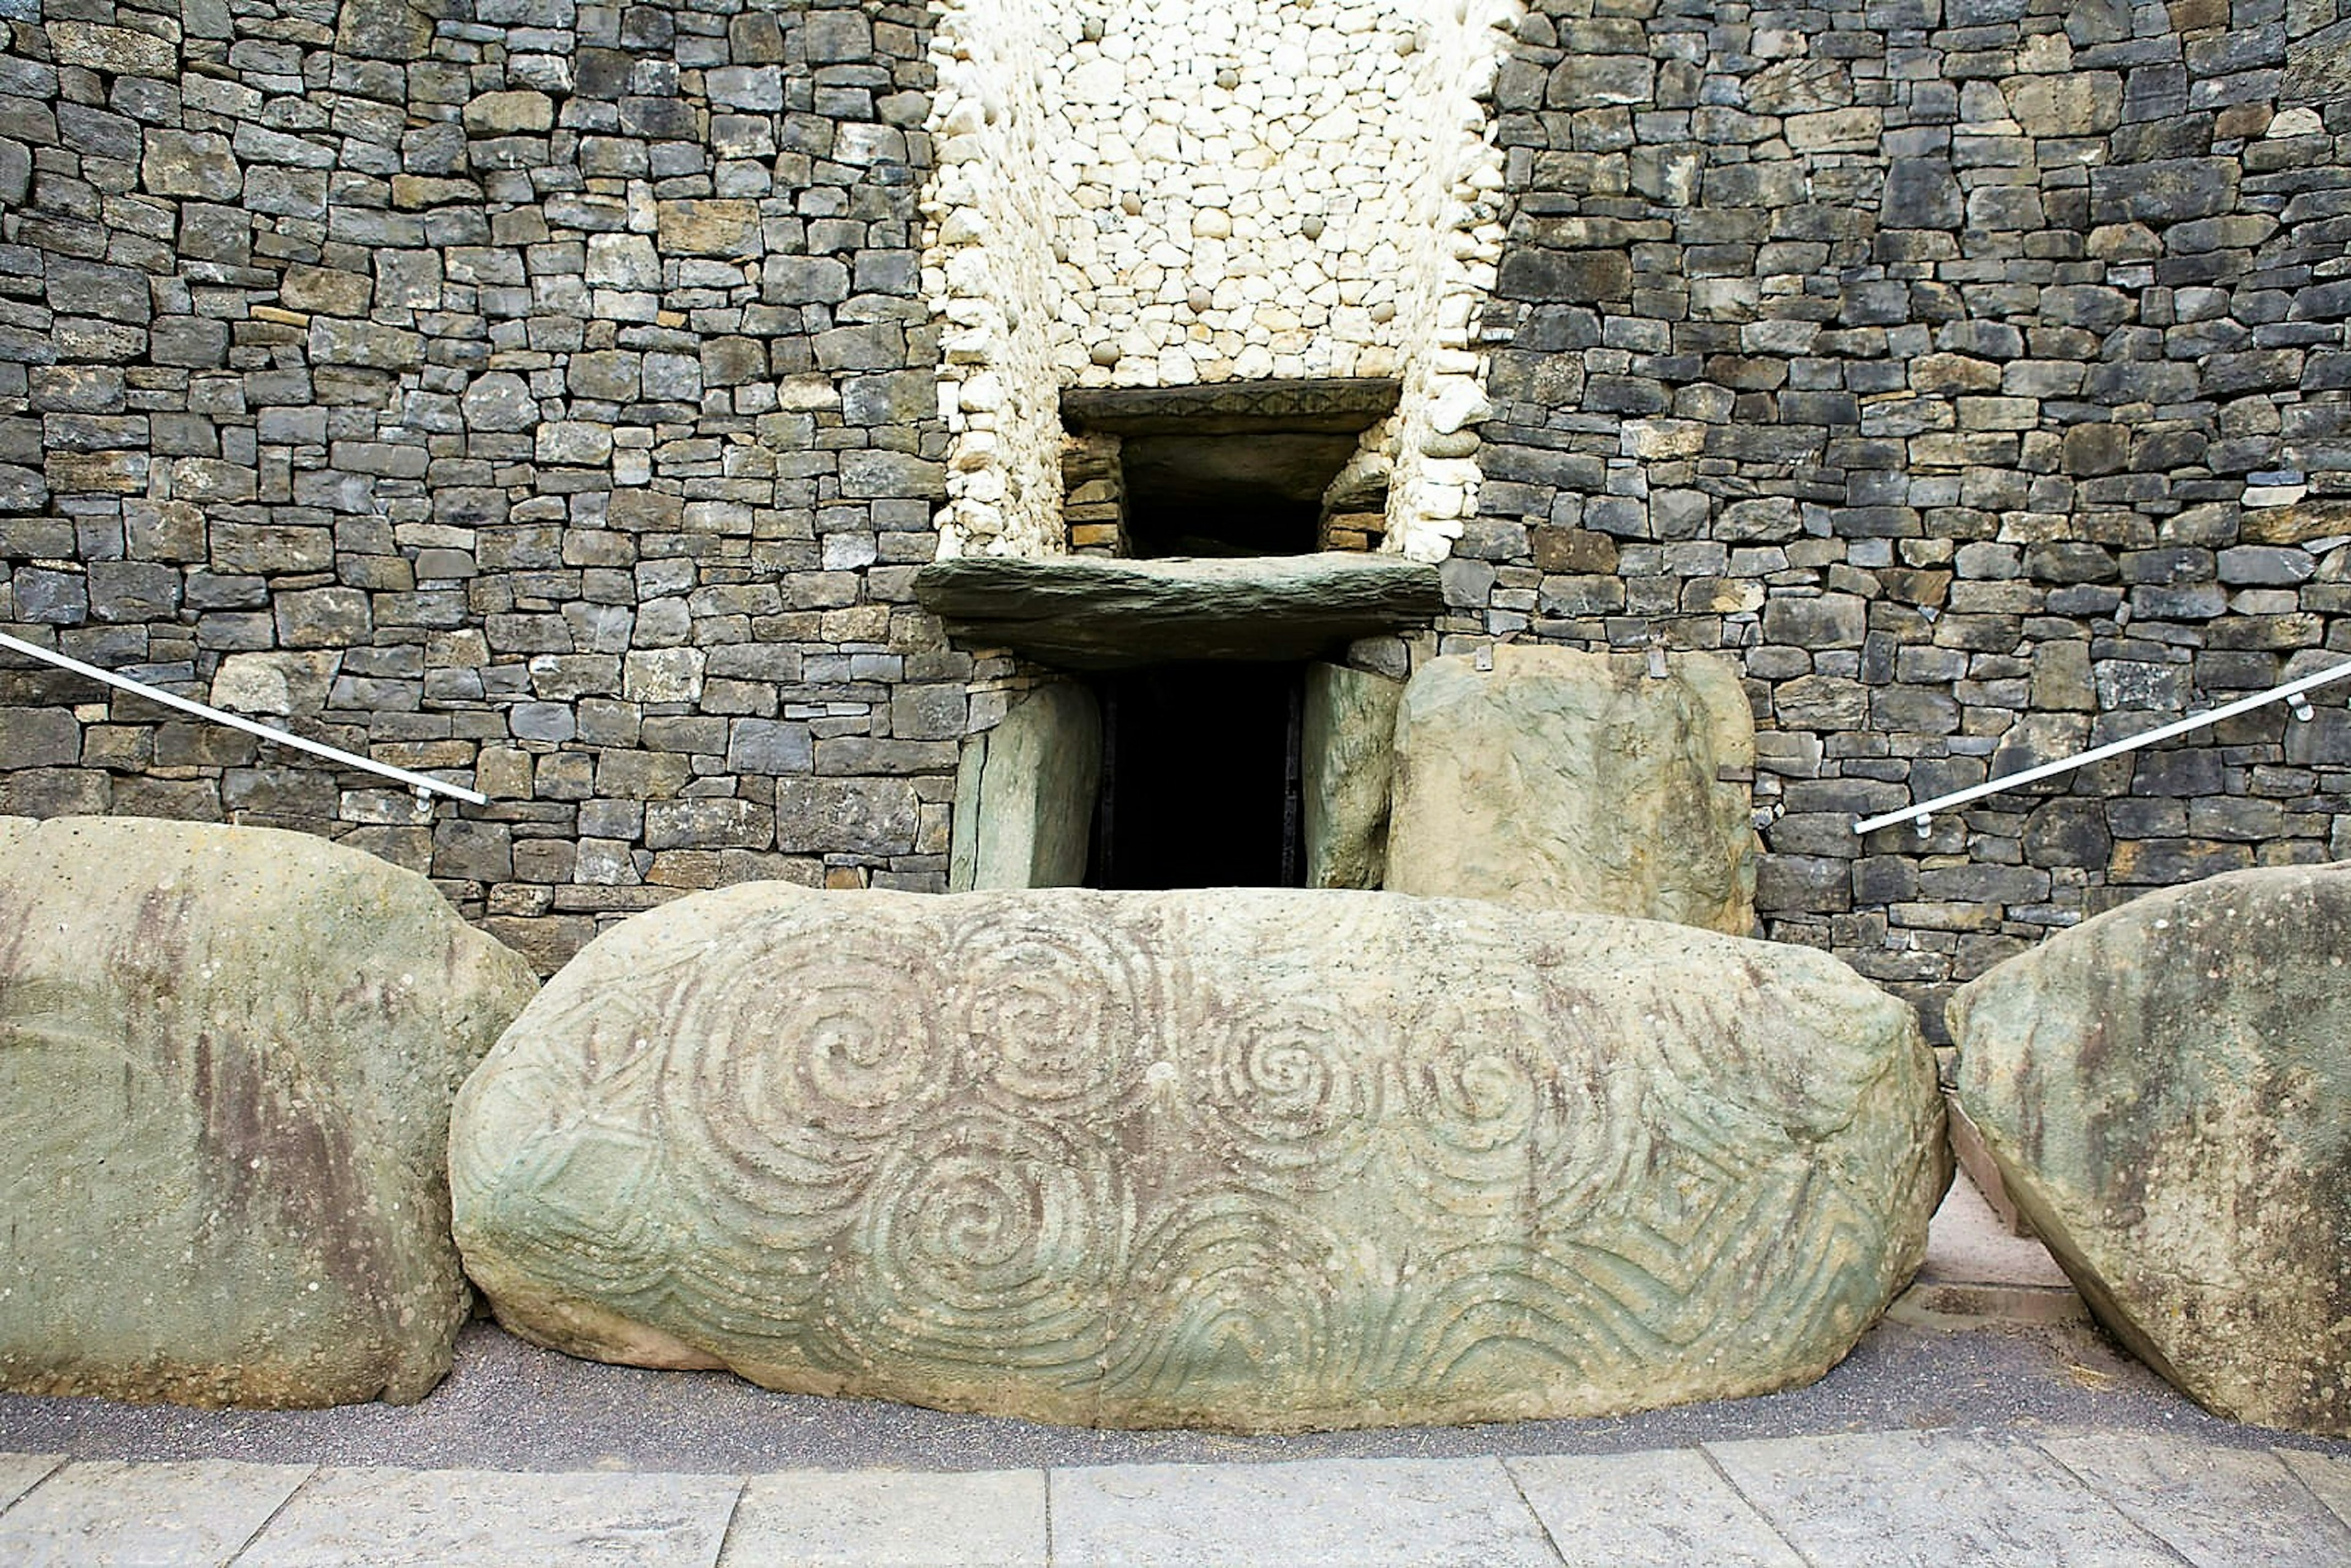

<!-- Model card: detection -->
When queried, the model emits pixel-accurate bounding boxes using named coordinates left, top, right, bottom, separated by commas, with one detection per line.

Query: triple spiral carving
left=453, top=887, right=1935, bottom=1430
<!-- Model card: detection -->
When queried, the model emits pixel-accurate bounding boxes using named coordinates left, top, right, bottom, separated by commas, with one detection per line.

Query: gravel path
left=4, top=1310, right=2341, bottom=1477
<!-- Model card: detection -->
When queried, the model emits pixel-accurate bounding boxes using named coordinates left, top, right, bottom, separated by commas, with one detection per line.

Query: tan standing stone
left=1386, top=647, right=1759, bottom=934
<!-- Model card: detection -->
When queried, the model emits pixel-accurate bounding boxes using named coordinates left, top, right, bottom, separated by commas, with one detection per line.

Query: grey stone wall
left=0, top=0, right=958, bottom=970
left=1472, top=0, right=2351, bottom=1029
left=2, top=0, right=2349, bottom=1027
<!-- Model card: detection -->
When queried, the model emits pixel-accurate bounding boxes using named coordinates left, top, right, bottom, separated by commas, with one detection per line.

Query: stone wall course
left=0, top=0, right=2347, bottom=1025
left=0, top=0, right=961, bottom=972
left=1464, top=0, right=2351, bottom=1032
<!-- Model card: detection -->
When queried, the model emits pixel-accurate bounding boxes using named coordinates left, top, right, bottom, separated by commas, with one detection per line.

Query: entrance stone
left=1949, top=863, right=2351, bottom=1437
left=0, top=816, right=539, bottom=1406
left=451, top=885, right=1944, bottom=1433
left=1302, top=662, right=1403, bottom=888
left=1386, top=646, right=1760, bottom=934
left=950, top=684, right=1101, bottom=890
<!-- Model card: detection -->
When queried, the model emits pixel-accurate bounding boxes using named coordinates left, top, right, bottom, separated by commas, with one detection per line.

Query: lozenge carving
left=451, top=886, right=1943, bottom=1431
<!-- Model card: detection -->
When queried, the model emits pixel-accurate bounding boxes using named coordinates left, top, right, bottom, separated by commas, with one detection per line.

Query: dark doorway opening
left=1089, top=662, right=1306, bottom=890
left=1118, top=432, right=1360, bottom=558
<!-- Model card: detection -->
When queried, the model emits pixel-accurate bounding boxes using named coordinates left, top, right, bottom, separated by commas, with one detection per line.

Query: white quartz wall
left=924, top=0, right=1070, bottom=558
left=923, top=0, right=1521, bottom=560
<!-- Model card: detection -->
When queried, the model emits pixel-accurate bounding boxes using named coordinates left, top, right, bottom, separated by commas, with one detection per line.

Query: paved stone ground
left=4, top=1428, right=2350, bottom=1566
left=4, top=1179, right=2348, bottom=1562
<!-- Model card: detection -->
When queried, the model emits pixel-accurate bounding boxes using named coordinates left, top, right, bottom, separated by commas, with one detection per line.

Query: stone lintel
left=1060, top=378, right=1401, bottom=437
left=913, top=552, right=1443, bottom=670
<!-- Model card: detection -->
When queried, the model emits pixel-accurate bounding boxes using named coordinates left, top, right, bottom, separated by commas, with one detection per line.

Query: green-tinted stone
left=0, top=817, right=539, bottom=1407
left=452, top=885, right=1942, bottom=1433
left=1951, top=863, right=2351, bottom=1437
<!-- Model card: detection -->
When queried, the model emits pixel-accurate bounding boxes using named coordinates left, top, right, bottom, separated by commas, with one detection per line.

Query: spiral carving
left=658, top=912, right=953, bottom=1239
left=449, top=885, right=1941, bottom=1432
left=1183, top=985, right=1382, bottom=1187
left=827, top=1106, right=1123, bottom=1388
left=944, top=908, right=1157, bottom=1116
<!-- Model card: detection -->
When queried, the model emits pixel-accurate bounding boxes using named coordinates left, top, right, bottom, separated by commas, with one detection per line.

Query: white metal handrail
left=0, top=629, right=486, bottom=806
left=1852, top=658, right=2351, bottom=837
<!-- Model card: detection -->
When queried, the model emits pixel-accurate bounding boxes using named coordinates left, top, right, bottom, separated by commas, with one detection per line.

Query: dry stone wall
left=2, top=0, right=2349, bottom=1026
left=0, top=0, right=959, bottom=971
left=1466, top=0, right=2351, bottom=1030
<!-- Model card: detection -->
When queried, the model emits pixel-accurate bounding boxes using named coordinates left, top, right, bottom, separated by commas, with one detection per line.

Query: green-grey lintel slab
left=1060, top=377, right=1401, bottom=435
left=913, top=552, right=1445, bottom=670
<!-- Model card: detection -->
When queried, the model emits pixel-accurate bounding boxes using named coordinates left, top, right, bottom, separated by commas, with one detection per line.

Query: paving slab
left=0, top=1452, right=64, bottom=1513
left=232, top=1466, right=742, bottom=1567
left=2274, top=1450, right=2351, bottom=1532
left=716, top=1468, right=1046, bottom=1566
left=2038, top=1432, right=2351, bottom=1566
left=1506, top=1448, right=1802, bottom=1567
left=0, top=1458, right=312, bottom=1567
left=1704, top=1430, right=2178, bottom=1567
left=1049, top=1455, right=1559, bottom=1567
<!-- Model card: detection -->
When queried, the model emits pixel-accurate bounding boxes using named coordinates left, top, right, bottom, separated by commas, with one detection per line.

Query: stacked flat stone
left=0, top=0, right=966, bottom=975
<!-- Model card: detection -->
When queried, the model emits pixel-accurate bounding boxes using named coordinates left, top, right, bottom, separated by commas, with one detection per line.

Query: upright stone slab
left=1302, top=662, right=1403, bottom=889
left=452, top=885, right=1944, bottom=1433
left=950, top=685, right=1101, bottom=891
left=0, top=816, right=539, bottom=1407
left=1386, top=647, right=1760, bottom=934
left=1949, top=863, right=2351, bottom=1437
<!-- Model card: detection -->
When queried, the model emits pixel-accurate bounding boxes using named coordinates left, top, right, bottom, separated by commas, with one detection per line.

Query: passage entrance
left=1088, top=662, right=1305, bottom=890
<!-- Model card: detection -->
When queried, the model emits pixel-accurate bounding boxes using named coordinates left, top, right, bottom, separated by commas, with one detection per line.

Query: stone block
left=1952, top=865, right=2351, bottom=1435
left=142, top=132, right=239, bottom=200
left=776, top=778, right=920, bottom=856
left=726, top=718, right=814, bottom=776
left=656, top=200, right=762, bottom=259
left=643, top=796, right=773, bottom=850
left=0, top=817, right=537, bottom=1406
left=451, top=885, right=1943, bottom=1431
left=463, top=91, right=553, bottom=136
left=1387, top=647, right=1760, bottom=935
left=1302, top=663, right=1402, bottom=891
left=0, top=708, right=79, bottom=769
left=948, top=685, right=1098, bottom=892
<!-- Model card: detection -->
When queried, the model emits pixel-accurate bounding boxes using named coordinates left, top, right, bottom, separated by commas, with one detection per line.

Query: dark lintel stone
left=1060, top=378, right=1401, bottom=437
left=915, top=552, right=1444, bottom=669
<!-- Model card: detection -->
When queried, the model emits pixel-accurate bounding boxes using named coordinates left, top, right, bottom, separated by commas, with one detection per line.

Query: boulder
left=950, top=685, right=1100, bottom=891
left=0, top=816, right=539, bottom=1407
left=451, top=885, right=1943, bottom=1433
left=1387, top=647, right=1760, bottom=934
left=1949, top=864, right=2351, bottom=1437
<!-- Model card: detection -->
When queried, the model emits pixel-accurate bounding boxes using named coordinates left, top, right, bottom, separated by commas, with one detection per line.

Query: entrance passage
left=1089, top=662, right=1305, bottom=890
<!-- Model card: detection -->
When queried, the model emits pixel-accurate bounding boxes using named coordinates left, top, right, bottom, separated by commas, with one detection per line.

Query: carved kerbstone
left=451, top=885, right=1944, bottom=1433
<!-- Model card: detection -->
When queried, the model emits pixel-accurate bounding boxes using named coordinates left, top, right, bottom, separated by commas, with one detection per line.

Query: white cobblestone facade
left=924, top=0, right=1522, bottom=559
